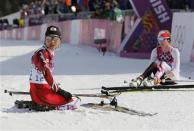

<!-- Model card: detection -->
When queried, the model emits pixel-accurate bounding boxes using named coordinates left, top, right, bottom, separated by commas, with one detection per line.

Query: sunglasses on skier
left=158, top=37, right=171, bottom=44
left=46, top=35, right=61, bottom=42
left=157, top=37, right=166, bottom=43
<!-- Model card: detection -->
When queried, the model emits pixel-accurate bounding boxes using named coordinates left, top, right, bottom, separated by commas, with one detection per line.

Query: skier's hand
left=51, top=82, right=60, bottom=92
left=154, top=78, right=161, bottom=85
left=57, top=88, right=72, bottom=100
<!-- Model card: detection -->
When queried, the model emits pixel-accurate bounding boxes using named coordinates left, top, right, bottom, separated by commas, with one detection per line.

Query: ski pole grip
left=4, top=90, right=8, bottom=93
left=4, top=90, right=13, bottom=96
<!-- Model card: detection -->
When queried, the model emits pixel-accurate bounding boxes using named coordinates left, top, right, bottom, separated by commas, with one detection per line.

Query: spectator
left=20, top=4, right=29, bottom=19
left=18, top=18, right=25, bottom=27
left=91, top=0, right=103, bottom=18
left=53, top=0, right=59, bottom=14
left=44, top=1, right=50, bottom=15
left=92, top=0, right=119, bottom=20
left=83, top=0, right=89, bottom=11
left=88, top=0, right=95, bottom=11
left=118, top=0, right=132, bottom=10
left=13, top=18, right=19, bottom=28
left=114, top=5, right=124, bottom=22
left=57, top=0, right=68, bottom=14
left=36, top=1, right=44, bottom=15
left=77, top=0, right=89, bottom=11
left=65, top=0, right=72, bottom=12
left=102, top=0, right=114, bottom=20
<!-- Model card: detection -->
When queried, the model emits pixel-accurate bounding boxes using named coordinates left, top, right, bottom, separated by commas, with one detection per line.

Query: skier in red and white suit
left=29, top=26, right=73, bottom=108
left=130, top=30, right=180, bottom=87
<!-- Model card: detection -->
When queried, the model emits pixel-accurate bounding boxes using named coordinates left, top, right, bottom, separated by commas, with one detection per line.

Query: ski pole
left=4, top=90, right=30, bottom=96
left=161, top=79, right=194, bottom=83
left=124, top=79, right=194, bottom=84
left=4, top=90, right=113, bottom=98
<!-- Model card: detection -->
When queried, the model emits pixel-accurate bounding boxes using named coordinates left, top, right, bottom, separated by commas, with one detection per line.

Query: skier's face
left=158, top=37, right=170, bottom=47
left=45, top=35, right=61, bottom=50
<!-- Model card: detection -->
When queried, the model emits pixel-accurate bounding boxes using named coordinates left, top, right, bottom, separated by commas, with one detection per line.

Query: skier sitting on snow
left=130, top=30, right=180, bottom=87
left=29, top=25, right=73, bottom=109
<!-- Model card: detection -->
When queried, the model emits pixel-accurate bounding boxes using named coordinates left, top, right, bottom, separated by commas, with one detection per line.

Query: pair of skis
left=4, top=89, right=120, bottom=108
left=102, top=84, right=194, bottom=93
left=4, top=83, right=194, bottom=105
left=4, top=83, right=194, bottom=99
left=4, top=83, right=194, bottom=115
left=5, top=83, right=194, bottom=96
left=4, top=83, right=194, bottom=97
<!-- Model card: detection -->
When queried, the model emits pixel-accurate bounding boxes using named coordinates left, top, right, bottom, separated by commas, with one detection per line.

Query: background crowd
left=19, top=0, right=194, bottom=18
left=0, top=0, right=194, bottom=30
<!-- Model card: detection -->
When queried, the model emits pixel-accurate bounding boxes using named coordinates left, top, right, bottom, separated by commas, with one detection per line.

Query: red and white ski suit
left=29, top=46, right=72, bottom=107
left=150, top=46, right=180, bottom=80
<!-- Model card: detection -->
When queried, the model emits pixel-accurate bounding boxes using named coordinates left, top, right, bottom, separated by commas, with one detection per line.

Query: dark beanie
left=45, top=26, right=61, bottom=37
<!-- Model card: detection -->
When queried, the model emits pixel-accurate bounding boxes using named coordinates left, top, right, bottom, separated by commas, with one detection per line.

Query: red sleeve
left=32, top=50, right=58, bottom=92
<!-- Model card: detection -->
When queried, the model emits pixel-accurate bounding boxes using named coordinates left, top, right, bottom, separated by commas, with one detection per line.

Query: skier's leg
left=30, top=83, right=45, bottom=105
left=30, top=83, right=73, bottom=108
left=130, top=62, right=158, bottom=87
left=155, top=61, right=171, bottom=79
left=141, top=62, right=158, bottom=79
left=39, top=84, right=73, bottom=107
left=143, top=61, right=173, bottom=86
left=159, top=62, right=176, bottom=85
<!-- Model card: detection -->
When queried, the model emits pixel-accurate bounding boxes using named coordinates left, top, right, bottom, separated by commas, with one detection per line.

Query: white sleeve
left=149, top=48, right=158, bottom=64
left=171, top=48, right=180, bottom=78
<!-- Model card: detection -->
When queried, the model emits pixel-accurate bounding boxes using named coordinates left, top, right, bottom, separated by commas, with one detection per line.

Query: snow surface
left=0, top=39, right=194, bottom=131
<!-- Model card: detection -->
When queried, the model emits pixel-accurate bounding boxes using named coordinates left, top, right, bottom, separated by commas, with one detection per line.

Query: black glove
left=57, top=88, right=72, bottom=100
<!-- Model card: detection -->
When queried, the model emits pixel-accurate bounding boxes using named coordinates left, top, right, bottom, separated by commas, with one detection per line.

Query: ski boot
left=29, top=103, right=55, bottom=111
left=129, top=76, right=143, bottom=88
left=57, top=97, right=81, bottom=110
left=143, top=77, right=160, bottom=87
left=15, top=100, right=33, bottom=109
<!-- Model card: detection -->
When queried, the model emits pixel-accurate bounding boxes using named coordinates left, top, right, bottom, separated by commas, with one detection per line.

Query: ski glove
left=57, top=88, right=72, bottom=100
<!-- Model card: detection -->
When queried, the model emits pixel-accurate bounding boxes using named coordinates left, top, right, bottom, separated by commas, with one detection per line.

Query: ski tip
left=101, top=89, right=109, bottom=95
left=101, top=86, right=107, bottom=90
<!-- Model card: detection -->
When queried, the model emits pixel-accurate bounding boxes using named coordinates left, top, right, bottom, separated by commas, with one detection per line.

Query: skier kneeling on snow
left=29, top=25, right=73, bottom=110
left=130, top=30, right=180, bottom=87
